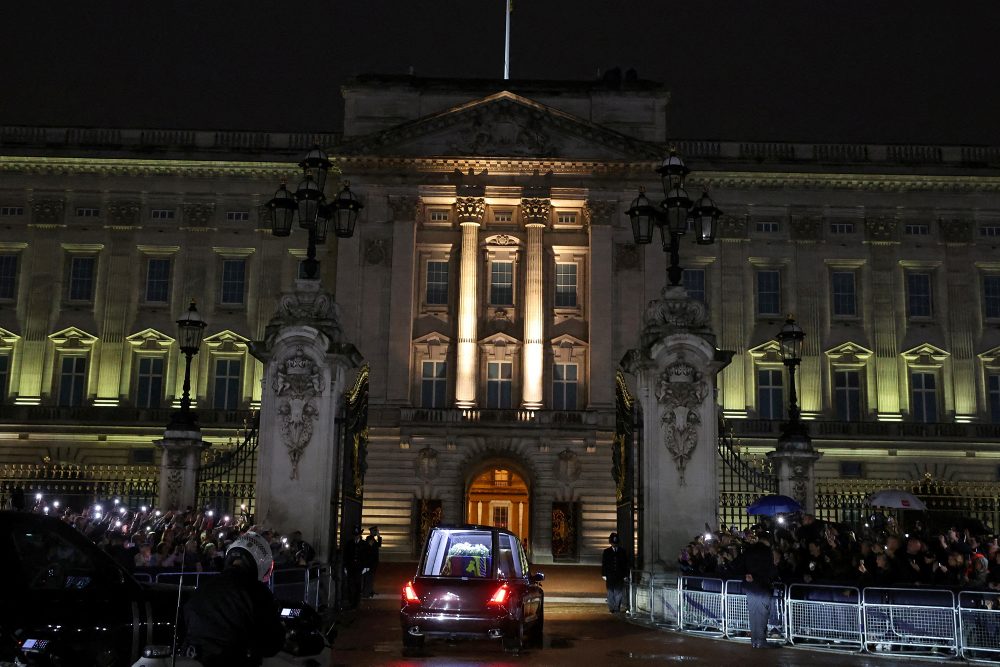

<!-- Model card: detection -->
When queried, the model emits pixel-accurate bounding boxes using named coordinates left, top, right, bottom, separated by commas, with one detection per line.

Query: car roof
left=431, top=523, right=520, bottom=539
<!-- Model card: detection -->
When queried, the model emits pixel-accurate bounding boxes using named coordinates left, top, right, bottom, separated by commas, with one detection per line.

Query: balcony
left=0, top=404, right=247, bottom=428
left=398, top=408, right=612, bottom=429
left=727, top=418, right=1000, bottom=442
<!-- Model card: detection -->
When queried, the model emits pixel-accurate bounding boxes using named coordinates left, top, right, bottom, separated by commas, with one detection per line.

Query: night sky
left=2, top=1, right=997, bottom=145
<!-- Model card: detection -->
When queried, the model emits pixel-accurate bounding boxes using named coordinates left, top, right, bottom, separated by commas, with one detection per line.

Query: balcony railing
left=728, top=418, right=1000, bottom=441
left=0, top=404, right=246, bottom=427
left=398, top=407, right=612, bottom=428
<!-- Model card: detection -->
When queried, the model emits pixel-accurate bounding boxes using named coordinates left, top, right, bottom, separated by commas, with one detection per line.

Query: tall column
left=250, top=279, right=362, bottom=561
left=521, top=198, right=549, bottom=409
left=622, top=286, right=732, bottom=570
left=385, top=195, right=419, bottom=404
left=455, top=196, right=485, bottom=408
left=865, top=216, right=902, bottom=419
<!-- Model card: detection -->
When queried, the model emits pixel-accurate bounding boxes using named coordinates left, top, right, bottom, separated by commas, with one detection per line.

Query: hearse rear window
left=421, top=529, right=493, bottom=577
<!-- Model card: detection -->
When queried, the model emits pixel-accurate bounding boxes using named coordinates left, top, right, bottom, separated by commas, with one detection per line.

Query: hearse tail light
left=488, top=584, right=510, bottom=606
left=403, top=581, right=420, bottom=604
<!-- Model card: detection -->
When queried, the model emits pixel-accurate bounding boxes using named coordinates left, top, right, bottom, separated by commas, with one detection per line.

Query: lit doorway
left=466, top=466, right=530, bottom=542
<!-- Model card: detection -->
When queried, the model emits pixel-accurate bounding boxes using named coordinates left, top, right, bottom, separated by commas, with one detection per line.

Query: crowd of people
left=22, top=492, right=316, bottom=575
left=679, top=513, right=1000, bottom=591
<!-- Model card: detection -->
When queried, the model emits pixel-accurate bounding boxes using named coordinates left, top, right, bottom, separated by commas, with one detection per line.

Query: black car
left=0, top=511, right=182, bottom=666
left=400, top=524, right=543, bottom=652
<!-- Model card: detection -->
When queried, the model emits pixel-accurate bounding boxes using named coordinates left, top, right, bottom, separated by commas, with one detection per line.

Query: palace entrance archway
left=466, top=465, right=530, bottom=542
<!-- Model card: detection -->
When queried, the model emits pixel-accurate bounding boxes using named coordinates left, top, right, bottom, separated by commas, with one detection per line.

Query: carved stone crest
left=485, top=234, right=519, bottom=247
left=31, top=199, right=64, bottom=225
left=388, top=195, right=420, bottom=222
left=615, top=244, right=641, bottom=272
left=865, top=215, right=899, bottom=242
left=717, top=214, right=747, bottom=239
left=643, top=286, right=711, bottom=345
left=450, top=100, right=554, bottom=157
left=415, top=446, right=440, bottom=482
left=554, top=448, right=582, bottom=484
left=790, top=216, right=823, bottom=241
left=273, top=347, right=324, bottom=480
left=364, top=238, right=390, bottom=265
left=656, top=359, right=708, bottom=485
left=938, top=218, right=973, bottom=243
left=183, top=203, right=215, bottom=227
left=584, top=200, right=618, bottom=227
left=108, top=200, right=141, bottom=226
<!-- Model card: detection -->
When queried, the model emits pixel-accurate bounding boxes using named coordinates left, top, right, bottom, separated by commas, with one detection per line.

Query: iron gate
left=195, top=411, right=258, bottom=517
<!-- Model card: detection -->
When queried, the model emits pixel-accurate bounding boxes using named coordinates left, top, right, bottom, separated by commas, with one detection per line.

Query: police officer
left=181, top=532, right=285, bottom=666
left=601, top=532, right=629, bottom=613
left=742, top=531, right=778, bottom=649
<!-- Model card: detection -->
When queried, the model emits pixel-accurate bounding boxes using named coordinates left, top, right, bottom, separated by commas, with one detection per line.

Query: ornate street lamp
left=627, top=149, right=721, bottom=288
left=775, top=316, right=805, bottom=424
left=171, top=300, right=207, bottom=428
left=265, top=145, right=363, bottom=280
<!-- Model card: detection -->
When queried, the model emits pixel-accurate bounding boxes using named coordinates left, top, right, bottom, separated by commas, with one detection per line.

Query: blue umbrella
left=746, top=494, right=802, bottom=516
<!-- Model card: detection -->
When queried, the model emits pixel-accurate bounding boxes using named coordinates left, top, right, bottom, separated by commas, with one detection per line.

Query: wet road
left=327, top=599, right=899, bottom=666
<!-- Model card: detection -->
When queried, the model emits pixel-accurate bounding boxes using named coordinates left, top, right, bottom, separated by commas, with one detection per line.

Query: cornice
left=0, top=155, right=302, bottom=180
left=336, top=156, right=1000, bottom=193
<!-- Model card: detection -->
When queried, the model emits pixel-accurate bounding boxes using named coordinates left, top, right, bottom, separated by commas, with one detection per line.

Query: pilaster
left=521, top=197, right=549, bottom=409
left=455, top=196, right=484, bottom=408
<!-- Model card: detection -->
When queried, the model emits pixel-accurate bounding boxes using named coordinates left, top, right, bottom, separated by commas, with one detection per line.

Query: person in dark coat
left=601, top=532, right=629, bottom=613
left=743, top=531, right=778, bottom=649
left=361, top=526, right=382, bottom=598
left=343, top=525, right=367, bottom=609
left=182, top=533, right=284, bottom=667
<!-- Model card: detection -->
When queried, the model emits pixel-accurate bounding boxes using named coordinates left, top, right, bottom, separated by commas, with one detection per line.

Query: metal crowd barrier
left=787, top=583, right=863, bottom=651
left=723, top=579, right=787, bottom=644
left=862, top=587, right=957, bottom=657
left=679, top=577, right=725, bottom=636
left=958, top=591, right=1000, bottom=663
left=153, top=570, right=219, bottom=587
left=629, top=572, right=993, bottom=660
left=139, top=565, right=332, bottom=608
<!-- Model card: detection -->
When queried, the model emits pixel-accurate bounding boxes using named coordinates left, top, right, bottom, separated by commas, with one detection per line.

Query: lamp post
left=170, top=300, right=207, bottom=429
left=265, top=146, right=363, bottom=280
left=768, top=315, right=821, bottom=512
left=626, top=149, right=721, bottom=286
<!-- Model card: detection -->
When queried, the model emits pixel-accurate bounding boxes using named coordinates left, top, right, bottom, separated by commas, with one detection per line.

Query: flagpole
left=504, top=0, right=511, bottom=80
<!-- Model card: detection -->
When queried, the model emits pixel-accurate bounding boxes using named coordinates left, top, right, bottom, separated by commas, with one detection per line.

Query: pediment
left=550, top=334, right=586, bottom=349
left=480, top=331, right=521, bottom=347
left=747, top=339, right=783, bottom=364
left=126, top=328, right=175, bottom=351
left=901, top=343, right=949, bottom=366
left=0, top=326, right=19, bottom=346
left=337, top=91, right=664, bottom=162
left=412, top=331, right=451, bottom=355
left=48, top=326, right=98, bottom=348
left=825, top=341, right=873, bottom=365
left=977, top=345, right=1000, bottom=368
left=203, top=329, right=249, bottom=353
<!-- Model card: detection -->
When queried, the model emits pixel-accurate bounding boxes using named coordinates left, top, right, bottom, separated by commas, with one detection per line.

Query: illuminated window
left=555, top=263, right=577, bottom=307
left=68, top=256, right=96, bottom=301
left=429, top=210, right=450, bottom=222
left=213, top=358, right=241, bottom=410
left=426, top=261, right=449, bottom=305
left=491, top=503, right=510, bottom=529
left=145, top=258, right=171, bottom=303
left=0, top=254, right=17, bottom=300
left=757, top=369, right=784, bottom=419
left=150, top=209, right=175, bottom=220
left=493, top=469, right=510, bottom=487
left=756, top=270, right=781, bottom=316
left=906, top=272, right=932, bottom=317
left=486, top=361, right=513, bottom=409
left=490, top=261, right=514, bottom=306
left=75, top=207, right=100, bottom=217
left=755, top=221, right=779, bottom=233
left=830, top=222, right=855, bottom=234
left=834, top=370, right=862, bottom=421
left=552, top=363, right=578, bottom=410
left=984, top=275, right=1000, bottom=319
left=220, top=259, right=246, bottom=305
left=905, top=223, right=929, bottom=236
left=225, top=210, right=250, bottom=222
left=493, top=210, right=513, bottom=223
left=0, top=206, right=24, bottom=216
left=135, top=357, right=164, bottom=409
left=910, top=371, right=938, bottom=423
left=556, top=212, right=577, bottom=225
left=831, top=271, right=857, bottom=317
left=58, top=356, right=87, bottom=407
left=683, top=268, right=706, bottom=303
left=989, top=374, right=1000, bottom=424
left=421, top=361, right=447, bottom=408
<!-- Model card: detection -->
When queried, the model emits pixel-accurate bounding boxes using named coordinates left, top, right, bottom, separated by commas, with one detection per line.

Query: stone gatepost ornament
left=655, top=358, right=708, bottom=485
left=273, top=347, right=324, bottom=480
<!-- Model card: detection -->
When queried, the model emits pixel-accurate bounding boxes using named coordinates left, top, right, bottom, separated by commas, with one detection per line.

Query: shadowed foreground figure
left=182, top=532, right=285, bottom=667
left=742, top=531, right=778, bottom=649
left=602, top=531, right=629, bottom=613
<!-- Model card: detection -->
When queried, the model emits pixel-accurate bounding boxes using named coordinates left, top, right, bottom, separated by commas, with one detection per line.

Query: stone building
left=1, top=75, right=999, bottom=563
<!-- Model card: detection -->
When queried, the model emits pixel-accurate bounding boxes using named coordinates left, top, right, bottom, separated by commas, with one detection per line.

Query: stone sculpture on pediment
left=655, top=359, right=708, bottom=485
left=273, top=347, right=324, bottom=480
left=449, top=101, right=555, bottom=157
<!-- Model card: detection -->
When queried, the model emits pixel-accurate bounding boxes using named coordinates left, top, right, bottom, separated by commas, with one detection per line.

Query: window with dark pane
left=984, top=275, right=1000, bottom=319
left=682, top=268, right=706, bottom=303
left=552, top=363, right=578, bottom=410
left=145, top=258, right=171, bottom=303
left=757, top=368, right=784, bottom=419
left=426, top=261, right=449, bottom=305
left=0, top=254, right=17, bottom=300
left=421, top=360, right=447, bottom=408
left=756, top=270, right=781, bottom=315
left=490, top=261, right=514, bottom=306
left=831, top=271, right=857, bottom=317
left=487, top=361, right=512, bottom=409
left=834, top=369, right=862, bottom=421
left=989, top=374, right=1000, bottom=424
left=911, top=371, right=937, bottom=422
left=59, top=356, right=87, bottom=407
left=69, top=256, right=95, bottom=301
left=136, top=357, right=164, bottom=409
left=555, top=263, right=577, bottom=307
left=0, top=354, right=8, bottom=402
left=220, top=259, right=246, bottom=305
left=213, top=358, right=241, bottom=410
left=906, top=273, right=932, bottom=317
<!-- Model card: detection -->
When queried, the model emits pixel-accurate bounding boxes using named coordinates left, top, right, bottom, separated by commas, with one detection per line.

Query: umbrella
left=868, top=489, right=927, bottom=511
left=746, top=494, right=802, bottom=516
